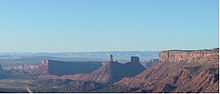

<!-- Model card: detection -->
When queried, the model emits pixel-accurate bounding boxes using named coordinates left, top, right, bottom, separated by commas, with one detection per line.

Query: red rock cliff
left=159, top=48, right=219, bottom=63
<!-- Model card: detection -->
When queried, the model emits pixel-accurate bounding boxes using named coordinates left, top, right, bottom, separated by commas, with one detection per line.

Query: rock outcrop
left=101, top=48, right=219, bottom=93
left=160, top=48, right=218, bottom=63
left=47, top=60, right=102, bottom=76
left=35, top=48, right=219, bottom=93
left=81, top=60, right=145, bottom=83
left=41, top=60, right=145, bottom=84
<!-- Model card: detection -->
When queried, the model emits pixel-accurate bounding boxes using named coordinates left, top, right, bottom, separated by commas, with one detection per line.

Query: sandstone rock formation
left=47, top=60, right=101, bottom=76
left=80, top=60, right=145, bottom=83
left=35, top=56, right=146, bottom=92
left=160, top=48, right=218, bottom=63
left=43, top=60, right=145, bottom=84
left=102, top=48, right=219, bottom=93
left=35, top=48, right=219, bottom=93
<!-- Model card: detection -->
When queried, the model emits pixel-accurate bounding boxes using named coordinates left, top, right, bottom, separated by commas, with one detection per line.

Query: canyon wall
left=159, top=48, right=219, bottom=63
left=106, top=48, right=219, bottom=93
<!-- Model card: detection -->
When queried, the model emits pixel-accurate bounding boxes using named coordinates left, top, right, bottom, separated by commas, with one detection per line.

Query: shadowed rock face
left=47, top=60, right=102, bottom=76
left=34, top=60, right=145, bottom=92
left=86, top=61, right=146, bottom=83
left=45, top=61, right=145, bottom=84
left=102, top=48, right=219, bottom=93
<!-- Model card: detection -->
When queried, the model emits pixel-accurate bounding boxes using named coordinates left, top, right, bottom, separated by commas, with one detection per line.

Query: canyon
left=0, top=48, right=218, bottom=93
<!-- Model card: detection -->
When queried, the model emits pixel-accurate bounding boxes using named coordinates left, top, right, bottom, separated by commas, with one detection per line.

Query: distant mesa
left=160, top=48, right=219, bottom=63
left=106, top=48, right=219, bottom=93
left=44, top=55, right=145, bottom=83
left=80, top=55, right=145, bottom=83
left=47, top=60, right=102, bottom=76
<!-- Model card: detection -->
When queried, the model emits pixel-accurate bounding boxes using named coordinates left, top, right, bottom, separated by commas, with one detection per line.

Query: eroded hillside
left=102, top=48, right=219, bottom=93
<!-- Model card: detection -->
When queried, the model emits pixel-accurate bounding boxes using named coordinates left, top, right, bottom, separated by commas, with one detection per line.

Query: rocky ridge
left=41, top=60, right=145, bottom=84
left=160, top=48, right=218, bottom=63
left=102, top=48, right=219, bottom=93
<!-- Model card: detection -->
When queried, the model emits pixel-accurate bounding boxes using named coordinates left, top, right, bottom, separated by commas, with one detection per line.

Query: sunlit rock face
left=159, top=48, right=219, bottom=63
left=26, top=49, right=219, bottom=93
left=103, top=48, right=219, bottom=93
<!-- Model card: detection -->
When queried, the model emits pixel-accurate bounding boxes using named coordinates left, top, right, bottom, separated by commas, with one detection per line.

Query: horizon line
left=0, top=47, right=217, bottom=53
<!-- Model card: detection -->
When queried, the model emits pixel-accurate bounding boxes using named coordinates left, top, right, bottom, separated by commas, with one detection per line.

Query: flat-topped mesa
left=159, top=48, right=219, bottom=63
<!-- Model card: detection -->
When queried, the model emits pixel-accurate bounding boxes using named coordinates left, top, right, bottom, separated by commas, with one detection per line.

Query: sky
left=0, top=0, right=218, bottom=52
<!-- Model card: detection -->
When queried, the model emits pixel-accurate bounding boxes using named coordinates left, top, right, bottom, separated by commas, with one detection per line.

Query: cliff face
left=160, top=48, right=218, bottom=63
left=105, top=62, right=218, bottom=93
left=40, top=61, right=145, bottom=84
left=102, top=48, right=219, bottom=93
left=47, top=60, right=101, bottom=76
left=84, top=61, right=145, bottom=83
left=36, top=48, right=219, bottom=93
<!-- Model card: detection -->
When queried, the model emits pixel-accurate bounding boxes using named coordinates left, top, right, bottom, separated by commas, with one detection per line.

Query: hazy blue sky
left=0, top=0, right=218, bottom=52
